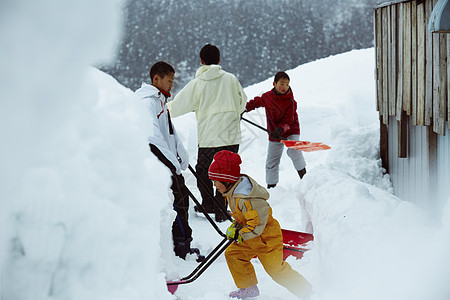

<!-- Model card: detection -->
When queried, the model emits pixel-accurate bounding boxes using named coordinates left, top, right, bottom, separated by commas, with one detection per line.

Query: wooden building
left=374, top=0, right=449, bottom=219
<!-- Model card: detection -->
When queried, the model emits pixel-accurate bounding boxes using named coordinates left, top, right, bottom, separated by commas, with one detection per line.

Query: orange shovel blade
left=281, top=140, right=331, bottom=152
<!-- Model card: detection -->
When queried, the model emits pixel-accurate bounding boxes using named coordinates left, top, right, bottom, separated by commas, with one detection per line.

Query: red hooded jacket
left=245, top=88, right=300, bottom=142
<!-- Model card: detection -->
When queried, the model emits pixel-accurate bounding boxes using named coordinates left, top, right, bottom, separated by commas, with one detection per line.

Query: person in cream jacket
left=167, top=44, right=247, bottom=222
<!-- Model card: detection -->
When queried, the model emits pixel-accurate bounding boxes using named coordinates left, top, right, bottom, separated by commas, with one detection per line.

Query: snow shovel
left=166, top=237, right=234, bottom=294
left=241, top=116, right=331, bottom=152
left=164, top=168, right=231, bottom=294
left=166, top=167, right=314, bottom=294
left=166, top=230, right=314, bottom=294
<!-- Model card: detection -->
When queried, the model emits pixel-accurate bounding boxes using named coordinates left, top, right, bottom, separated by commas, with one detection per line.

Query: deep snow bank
left=0, top=2, right=173, bottom=299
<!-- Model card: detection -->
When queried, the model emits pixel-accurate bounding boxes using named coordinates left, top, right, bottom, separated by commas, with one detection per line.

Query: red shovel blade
left=281, top=229, right=314, bottom=260
left=282, top=229, right=314, bottom=246
left=281, top=140, right=331, bottom=152
left=167, top=284, right=178, bottom=294
left=167, top=281, right=180, bottom=294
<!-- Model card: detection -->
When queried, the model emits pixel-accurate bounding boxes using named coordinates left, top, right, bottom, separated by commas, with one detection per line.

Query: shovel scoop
left=280, top=140, right=331, bottom=152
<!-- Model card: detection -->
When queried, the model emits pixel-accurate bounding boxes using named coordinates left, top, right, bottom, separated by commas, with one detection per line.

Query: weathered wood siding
left=375, top=0, right=449, bottom=135
left=376, top=0, right=450, bottom=218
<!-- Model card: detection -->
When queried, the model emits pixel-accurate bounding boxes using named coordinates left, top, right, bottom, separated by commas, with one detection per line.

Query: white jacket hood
left=135, top=82, right=159, bottom=99
left=195, top=65, right=225, bottom=81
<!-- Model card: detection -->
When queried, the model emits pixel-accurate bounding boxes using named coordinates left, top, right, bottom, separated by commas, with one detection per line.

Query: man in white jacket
left=167, top=44, right=247, bottom=222
left=135, top=61, right=203, bottom=261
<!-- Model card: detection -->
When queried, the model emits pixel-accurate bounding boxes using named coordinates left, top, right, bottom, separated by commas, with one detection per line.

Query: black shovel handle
left=167, top=237, right=234, bottom=286
left=185, top=186, right=226, bottom=238
left=241, top=116, right=287, bottom=141
left=188, top=165, right=233, bottom=222
left=241, top=116, right=271, bottom=134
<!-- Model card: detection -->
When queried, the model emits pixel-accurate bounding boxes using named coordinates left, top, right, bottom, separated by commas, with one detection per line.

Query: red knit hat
left=208, top=150, right=242, bottom=183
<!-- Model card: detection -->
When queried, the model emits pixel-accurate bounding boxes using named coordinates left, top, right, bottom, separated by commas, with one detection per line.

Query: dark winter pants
left=149, top=144, right=192, bottom=256
left=196, top=144, right=239, bottom=218
left=169, top=172, right=192, bottom=241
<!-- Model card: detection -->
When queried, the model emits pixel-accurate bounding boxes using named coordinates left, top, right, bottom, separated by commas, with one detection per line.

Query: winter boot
left=267, top=184, right=276, bottom=189
left=229, top=285, right=260, bottom=299
left=298, top=167, right=307, bottom=179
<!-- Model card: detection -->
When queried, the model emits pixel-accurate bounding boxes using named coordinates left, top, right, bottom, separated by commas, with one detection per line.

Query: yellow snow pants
left=225, top=217, right=312, bottom=298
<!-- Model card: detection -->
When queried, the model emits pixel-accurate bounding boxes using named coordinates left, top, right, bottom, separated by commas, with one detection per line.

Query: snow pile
left=0, top=1, right=171, bottom=299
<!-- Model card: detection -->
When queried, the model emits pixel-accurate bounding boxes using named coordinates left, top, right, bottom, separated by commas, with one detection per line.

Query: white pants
left=266, top=134, right=306, bottom=185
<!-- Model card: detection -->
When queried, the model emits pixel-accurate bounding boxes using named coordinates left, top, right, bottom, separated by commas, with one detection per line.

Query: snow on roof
left=376, top=0, right=412, bottom=8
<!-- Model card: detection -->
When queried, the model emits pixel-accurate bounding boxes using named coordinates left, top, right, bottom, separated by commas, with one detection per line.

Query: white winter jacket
left=135, top=83, right=189, bottom=174
left=167, top=65, right=247, bottom=148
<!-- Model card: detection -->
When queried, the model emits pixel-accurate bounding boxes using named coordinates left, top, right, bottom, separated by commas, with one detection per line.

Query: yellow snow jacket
left=167, top=65, right=247, bottom=148
left=223, top=175, right=312, bottom=298
left=222, top=175, right=274, bottom=241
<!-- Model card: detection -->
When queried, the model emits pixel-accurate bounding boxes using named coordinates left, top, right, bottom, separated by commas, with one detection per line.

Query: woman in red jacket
left=245, top=71, right=306, bottom=188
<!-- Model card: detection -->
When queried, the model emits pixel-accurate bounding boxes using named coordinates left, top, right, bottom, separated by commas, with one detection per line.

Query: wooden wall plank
left=425, top=0, right=434, bottom=126
left=380, top=116, right=390, bottom=171
left=433, top=0, right=440, bottom=133
left=417, top=0, right=426, bottom=125
left=433, top=27, right=446, bottom=135
left=411, top=0, right=418, bottom=125
left=383, top=7, right=390, bottom=124
left=403, top=1, right=412, bottom=115
left=438, top=34, right=447, bottom=132
left=448, top=34, right=450, bottom=127
left=397, top=3, right=404, bottom=120
left=376, top=8, right=383, bottom=113
left=390, top=5, right=397, bottom=116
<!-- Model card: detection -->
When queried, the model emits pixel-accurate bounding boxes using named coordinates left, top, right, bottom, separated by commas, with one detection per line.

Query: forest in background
left=100, top=0, right=377, bottom=93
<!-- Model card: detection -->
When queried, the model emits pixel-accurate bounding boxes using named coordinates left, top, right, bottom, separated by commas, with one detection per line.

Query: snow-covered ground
left=169, top=49, right=450, bottom=300
left=1, top=2, right=450, bottom=300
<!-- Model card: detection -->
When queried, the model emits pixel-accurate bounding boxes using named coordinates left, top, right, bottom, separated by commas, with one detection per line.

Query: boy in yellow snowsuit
left=208, top=150, right=312, bottom=299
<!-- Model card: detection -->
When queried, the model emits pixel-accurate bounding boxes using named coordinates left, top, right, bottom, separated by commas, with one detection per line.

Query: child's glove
left=226, top=220, right=243, bottom=244
left=270, top=127, right=283, bottom=139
